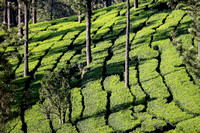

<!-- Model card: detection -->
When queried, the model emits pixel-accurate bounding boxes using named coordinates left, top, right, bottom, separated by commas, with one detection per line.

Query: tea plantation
left=1, top=0, right=200, bottom=132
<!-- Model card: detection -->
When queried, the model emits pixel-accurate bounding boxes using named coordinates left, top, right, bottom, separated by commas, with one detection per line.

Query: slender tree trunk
left=86, top=0, right=92, bottom=65
left=24, top=0, right=29, bottom=77
left=78, top=10, right=81, bottom=24
left=134, top=0, right=138, bottom=9
left=18, top=1, right=22, bottom=36
left=7, top=1, right=11, bottom=29
left=58, top=107, right=61, bottom=124
left=3, top=0, right=7, bottom=24
left=50, top=0, right=53, bottom=20
left=198, top=33, right=200, bottom=68
left=62, top=109, right=66, bottom=124
left=106, top=0, right=111, bottom=7
left=32, top=0, right=36, bottom=24
left=125, top=0, right=130, bottom=88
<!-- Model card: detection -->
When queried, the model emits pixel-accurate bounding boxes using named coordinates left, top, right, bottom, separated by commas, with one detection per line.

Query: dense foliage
left=1, top=0, right=200, bottom=132
left=0, top=51, right=16, bottom=132
left=40, top=66, right=73, bottom=124
left=168, top=0, right=200, bottom=84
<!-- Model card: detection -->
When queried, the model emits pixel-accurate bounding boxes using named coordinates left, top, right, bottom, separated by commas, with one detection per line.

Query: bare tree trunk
left=78, top=10, right=81, bottom=24
left=7, top=1, right=11, bottom=29
left=86, top=0, right=92, bottom=65
left=125, top=0, right=130, bottom=88
left=198, top=33, right=200, bottom=68
left=24, top=0, right=29, bottom=77
left=62, top=108, right=66, bottom=124
left=18, top=1, right=22, bottom=36
left=50, top=0, right=53, bottom=20
left=134, top=0, right=138, bottom=9
left=32, top=0, right=36, bottom=24
left=3, top=0, right=7, bottom=24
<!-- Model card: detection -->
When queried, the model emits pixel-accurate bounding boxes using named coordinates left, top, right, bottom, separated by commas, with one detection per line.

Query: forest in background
left=0, top=0, right=126, bottom=25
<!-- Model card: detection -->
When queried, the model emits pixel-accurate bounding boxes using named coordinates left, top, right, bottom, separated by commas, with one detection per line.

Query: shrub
left=5, top=117, right=23, bottom=133
left=25, top=104, right=51, bottom=132
left=175, top=116, right=200, bottom=132
left=0, top=51, right=17, bottom=131
left=108, top=109, right=140, bottom=132
left=77, top=116, right=114, bottom=133
left=134, top=112, right=167, bottom=133
left=147, top=99, right=193, bottom=124
left=134, top=105, right=145, bottom=113
left=104, top=75, right=134, bottom=112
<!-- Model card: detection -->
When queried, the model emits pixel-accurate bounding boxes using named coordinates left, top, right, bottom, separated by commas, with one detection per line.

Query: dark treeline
left=0, top=0, right=126, bottom=26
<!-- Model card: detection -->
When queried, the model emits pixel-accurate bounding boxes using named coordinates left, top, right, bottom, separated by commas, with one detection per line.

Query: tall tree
left=78, top=10, right=82, bottom=23
left=32, top=0, right=36, bottom=23
left=18, top=0, right=22, bottom=36
left=125, top=0, right=130, bottom=87
left=7, top=0, right=11, bottom=29
left=24, top=0, right=29, bottom=77
left=50, top=0, right=53, bottom=20
left=134, top=0, right=138, bottom=9
left=40, top=66, right=72, bottom=124
left=86, top=0, right=92, bottom=65
left=3, top=0, right=7, bottom=24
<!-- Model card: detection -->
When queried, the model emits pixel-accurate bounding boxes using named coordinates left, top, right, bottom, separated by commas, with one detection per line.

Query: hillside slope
left=3, top=0, right=200, bottom=132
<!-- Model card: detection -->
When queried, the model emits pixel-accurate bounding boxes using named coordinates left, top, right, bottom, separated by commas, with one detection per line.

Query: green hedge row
left=79, top=41, right=114, bottom=118
left=130, top=44, right=158, bottom=60
left=132, top=28, right=155, bottom=46
left=92, top=41, right=113, bottom=63
left=29, top=22, right=52, bottom=33
left=30, top=30, right=54, bottom=43
left=56, top=50, right=76, bottom=70
left=25, top=104, right=51, bottom=133
left=106, top=33, right=135, bottom=75
left=147, top=99, right=193, bottom=125
left=172, top=116, right=200, bottom=132
left=139, top=59, right=170, bottom=99
left=5, top=117, right=23, bottom=133
left=77, top=116, right=114, bottom=133
left=71, top=88, right=83, bottom=123
left=15, top=42, right=54, bottom=77
left=146, top=10, right=170, bottom=29
left=154, top=10, right=185, bottom=41
left=175, top=15, right=200, bottom=85
left=108, top=109, right=140, bottom=132
left=176, top=15, right=192, bottom=36
left=56, top=123, right=78, bottom=133
left=104, top=75, right=134, bottom=112
left=164, top=69, right=200, bottom=114
left=63, top=30, right=82, bottom=40
left=134, top=112, right=167, bottom=132
left=152, top=38, right=200, bottom=114
left=82, top=83, right=107, bottom=118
